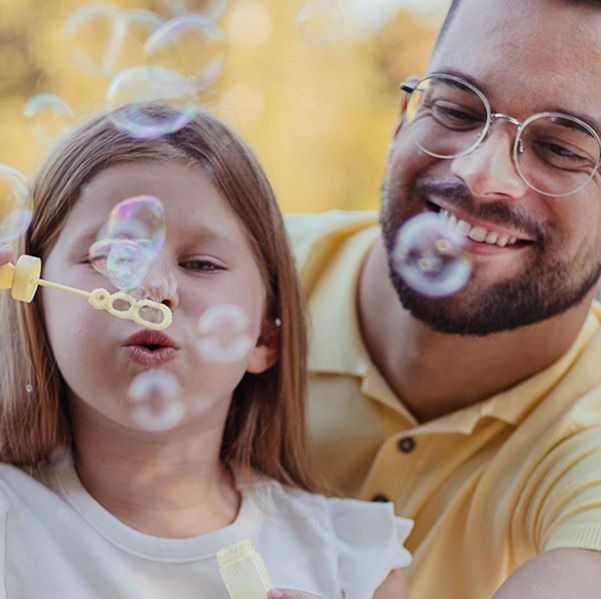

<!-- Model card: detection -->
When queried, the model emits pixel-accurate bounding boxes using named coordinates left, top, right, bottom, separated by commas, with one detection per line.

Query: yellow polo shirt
left=286, top=210, right=601, bottom=599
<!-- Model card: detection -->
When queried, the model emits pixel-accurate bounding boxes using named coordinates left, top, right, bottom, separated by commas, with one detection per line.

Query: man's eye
left=431, top=101, right=485, bottom=129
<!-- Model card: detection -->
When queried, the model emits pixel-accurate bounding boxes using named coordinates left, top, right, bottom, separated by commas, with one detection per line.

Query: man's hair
left=435, top=0, right=601, bottom=51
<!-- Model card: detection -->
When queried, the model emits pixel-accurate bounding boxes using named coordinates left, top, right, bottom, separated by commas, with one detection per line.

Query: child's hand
left=268, top=589, right=326, bottom=599
left=0, top=243, right=13, bottom=265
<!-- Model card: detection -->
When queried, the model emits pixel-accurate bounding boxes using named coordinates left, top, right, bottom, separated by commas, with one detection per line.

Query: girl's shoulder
left=238, top=475, right=413, bottom=597
left=0, top=461, right=60, bottom=517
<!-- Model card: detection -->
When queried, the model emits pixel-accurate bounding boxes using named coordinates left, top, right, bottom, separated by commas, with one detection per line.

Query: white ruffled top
left=0, top=457, right=412, bottom=598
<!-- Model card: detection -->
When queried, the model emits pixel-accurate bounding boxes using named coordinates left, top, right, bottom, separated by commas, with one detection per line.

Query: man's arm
left=493, top=548, right=601, bottom=598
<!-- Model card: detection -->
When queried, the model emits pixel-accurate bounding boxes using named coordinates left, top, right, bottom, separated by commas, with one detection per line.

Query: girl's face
left=42, top=160, right=275, bottom=436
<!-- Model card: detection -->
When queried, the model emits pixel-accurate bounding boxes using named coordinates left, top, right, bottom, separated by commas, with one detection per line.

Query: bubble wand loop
left=0, top=255, right=172, bottom=331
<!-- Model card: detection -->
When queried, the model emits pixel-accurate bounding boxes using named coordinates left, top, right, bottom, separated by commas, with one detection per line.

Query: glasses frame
left=400, top=73, right=601, bottom=197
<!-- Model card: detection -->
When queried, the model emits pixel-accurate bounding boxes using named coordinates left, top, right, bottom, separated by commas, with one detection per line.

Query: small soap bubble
left=391, top=212, right=472, bottom=298
left=99, top=195, right=166, bottom=250
left=23, top=94, right=75, bottom=145
left=128, top=369, right=185, bottom=431
left=145, top=15, right=228, bottom=88
left=90, top=196, right=169, bottom=292
left=64, top=4, right=164, bottom=78
left=128, top=261, right=178, bottom=303
left=106, top=66, right=197, bottom=138
left=196, top=304, right=254, bottom=363
left=0, top=164, right=33, bottom=243
left=297, top=0, right=344, bottom=47
left=64, top=3, right=118, bottom=76
left=166, top=0, right=229, bottom=20
left=25, top=383, right=33, bottom=393
left=90, top=239, right=160, bottom=291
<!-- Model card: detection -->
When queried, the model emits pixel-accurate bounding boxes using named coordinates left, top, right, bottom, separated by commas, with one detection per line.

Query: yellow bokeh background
left=0, top=0, right=446, bottom=213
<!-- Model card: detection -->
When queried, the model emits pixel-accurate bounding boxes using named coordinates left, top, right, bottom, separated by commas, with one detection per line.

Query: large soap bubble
left=391, top=212, right=472, bottom=298
left=145, top=15, right=228, bottom=89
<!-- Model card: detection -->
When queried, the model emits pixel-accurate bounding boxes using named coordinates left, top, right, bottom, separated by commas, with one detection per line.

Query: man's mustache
left=410, top=178, right=546, bottom=242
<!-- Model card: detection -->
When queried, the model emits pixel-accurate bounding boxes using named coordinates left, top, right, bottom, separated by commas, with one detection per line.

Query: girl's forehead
left=65, top=160, right=251, bottom=249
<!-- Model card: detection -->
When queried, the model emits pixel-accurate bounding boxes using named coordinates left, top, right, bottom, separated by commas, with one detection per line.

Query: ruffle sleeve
left=327, top=497, right=413, bottom=598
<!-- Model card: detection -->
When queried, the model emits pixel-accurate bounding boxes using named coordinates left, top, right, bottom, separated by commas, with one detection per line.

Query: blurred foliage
left=0, top=0, right=443, bottom=212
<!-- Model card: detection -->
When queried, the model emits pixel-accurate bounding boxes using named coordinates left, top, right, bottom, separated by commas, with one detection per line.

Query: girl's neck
left=71, top=409, right=240, bottom=538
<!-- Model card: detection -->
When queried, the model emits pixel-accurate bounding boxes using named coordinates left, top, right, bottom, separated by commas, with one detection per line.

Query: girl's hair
left=0, top=104, right=318, bottom=492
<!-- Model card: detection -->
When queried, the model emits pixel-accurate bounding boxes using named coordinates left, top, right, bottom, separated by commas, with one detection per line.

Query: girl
left=0, top=104, right=411, bottom=598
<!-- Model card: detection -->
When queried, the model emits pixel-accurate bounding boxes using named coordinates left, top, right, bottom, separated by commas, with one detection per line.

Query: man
left=286, top=0, right=601, bottom=596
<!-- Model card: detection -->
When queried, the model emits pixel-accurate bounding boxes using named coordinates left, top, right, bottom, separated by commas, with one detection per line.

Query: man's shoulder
left=285, top=210, right=379, bottom=272
left=285, top=209, right=378, bottom=241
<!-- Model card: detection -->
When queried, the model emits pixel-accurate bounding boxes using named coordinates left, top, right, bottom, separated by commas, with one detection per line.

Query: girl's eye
left=180, top=259, right=222, bottom=272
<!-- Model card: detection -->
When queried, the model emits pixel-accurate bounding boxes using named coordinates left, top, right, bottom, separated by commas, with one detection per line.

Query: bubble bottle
left=217, top=539, right=274, bottom=599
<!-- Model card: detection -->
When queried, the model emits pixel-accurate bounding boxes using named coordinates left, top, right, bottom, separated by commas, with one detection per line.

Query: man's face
left=382, top=0, right=601, bottom=335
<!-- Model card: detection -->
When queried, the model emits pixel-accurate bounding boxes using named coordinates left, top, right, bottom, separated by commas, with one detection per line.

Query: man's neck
left=358, top=238, right=594, bottom=422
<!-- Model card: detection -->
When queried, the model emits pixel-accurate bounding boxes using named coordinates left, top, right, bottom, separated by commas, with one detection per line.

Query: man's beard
left=381, top=178, right=601, bottom=336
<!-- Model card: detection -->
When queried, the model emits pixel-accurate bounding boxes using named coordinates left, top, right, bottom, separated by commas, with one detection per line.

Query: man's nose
left=450, top=121, right=530, bottom=201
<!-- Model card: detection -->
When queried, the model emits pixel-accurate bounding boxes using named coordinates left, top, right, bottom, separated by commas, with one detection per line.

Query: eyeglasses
left=400, top=73, right=601, bottom=197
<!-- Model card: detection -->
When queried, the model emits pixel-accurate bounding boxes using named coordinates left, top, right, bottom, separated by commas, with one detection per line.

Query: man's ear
left=392, top=76, right=418, bottom=138
left=246, top=317, right=280, bottom=374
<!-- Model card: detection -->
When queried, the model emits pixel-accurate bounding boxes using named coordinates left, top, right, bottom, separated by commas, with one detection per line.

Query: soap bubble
left=64, top=4, right=164, bottom=78
left=0, top=164, right=33, bottom=243
left=90, top=195, right=166, bottom=289
left=107, top=242, right=158, bottom=290
left=106, top=66, right=198, bottom=138
left=196, top=304, right=254, bottom=363
left=23, top=94, right=75, bottom=145
left=297, top=0, right=344, bottom=47
left=129, top=260, right=177, bottom=325
left=166, top=0, right=229, bottom=20
left=128, top=369, right=185, bottom=431
left=127, top=260, right=178, bottom=303
left=98, top=195, right=166, bottom=250
left=391, top=212, right=472, bottom=298
left=145, top=15, right=228, bottom=88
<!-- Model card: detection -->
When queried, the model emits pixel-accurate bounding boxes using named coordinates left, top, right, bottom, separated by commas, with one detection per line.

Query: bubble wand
left=0, top=254, right=172, bottom=330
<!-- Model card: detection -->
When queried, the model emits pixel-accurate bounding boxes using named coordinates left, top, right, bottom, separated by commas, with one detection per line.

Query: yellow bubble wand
left=0, top=254, right=172, bottom=330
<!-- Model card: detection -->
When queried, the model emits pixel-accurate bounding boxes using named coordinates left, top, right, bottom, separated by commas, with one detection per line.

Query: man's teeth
left=440, top=210, right=517, bottom=247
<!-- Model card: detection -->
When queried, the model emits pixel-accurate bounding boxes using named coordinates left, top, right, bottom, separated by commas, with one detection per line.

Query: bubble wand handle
left=0, top=255, right=172, bottom=330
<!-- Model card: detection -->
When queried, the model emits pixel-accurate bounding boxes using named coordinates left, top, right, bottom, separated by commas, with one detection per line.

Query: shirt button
left=371, top=494, right=390, bottom=503
left=397, top=436, right=416, bottom=453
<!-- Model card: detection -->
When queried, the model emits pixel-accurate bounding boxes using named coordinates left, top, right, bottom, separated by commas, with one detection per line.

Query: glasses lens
left=514, top=113, right=601, bottom=196
left=405, top=75, right=489, bottom=158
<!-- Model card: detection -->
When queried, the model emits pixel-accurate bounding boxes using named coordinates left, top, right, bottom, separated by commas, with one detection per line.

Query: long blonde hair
left=0, top=104, right=317, bottom=491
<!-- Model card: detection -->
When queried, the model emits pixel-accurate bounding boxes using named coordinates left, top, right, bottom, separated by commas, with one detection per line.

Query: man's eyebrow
left=545, top=108, right=601, bottom=139
left=429, top=67, right=487, bottom=94
left=430, top=67, right=601, bottom=137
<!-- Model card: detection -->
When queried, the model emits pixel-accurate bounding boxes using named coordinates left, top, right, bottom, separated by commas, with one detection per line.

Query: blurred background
left=0, top=0, right=449, bottom=213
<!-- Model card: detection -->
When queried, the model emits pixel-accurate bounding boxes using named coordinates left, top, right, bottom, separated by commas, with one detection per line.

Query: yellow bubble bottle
left=217, top=539, right=274, bottom=599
